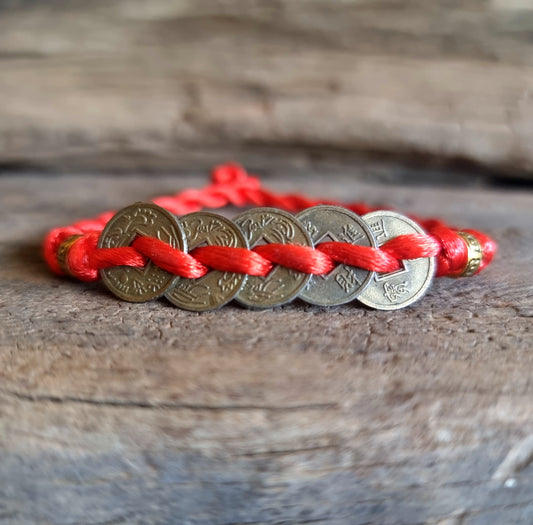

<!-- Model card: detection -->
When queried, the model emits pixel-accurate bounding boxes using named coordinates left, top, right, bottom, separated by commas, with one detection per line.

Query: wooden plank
left=0, top=169, right=532, bottom=523
left=1, top=0, right=533, bottom=177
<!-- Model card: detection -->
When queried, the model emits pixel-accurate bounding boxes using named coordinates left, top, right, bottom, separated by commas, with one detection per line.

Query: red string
left=43, top=163, right=497, bottom=282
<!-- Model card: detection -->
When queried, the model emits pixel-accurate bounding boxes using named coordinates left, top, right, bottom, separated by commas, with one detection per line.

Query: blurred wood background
left=1, top=0, right=533, bottom=180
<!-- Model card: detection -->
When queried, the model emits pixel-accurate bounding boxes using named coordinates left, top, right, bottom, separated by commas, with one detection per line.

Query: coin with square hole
left=165, top=211, right=248, bottom=311
left=234, top=207, right=313, bottom=308
left=98, top=203, right=187, bottom=302
left=358, top=211, right=435, bottom=310
left=297, top=205, right=376, bottom=306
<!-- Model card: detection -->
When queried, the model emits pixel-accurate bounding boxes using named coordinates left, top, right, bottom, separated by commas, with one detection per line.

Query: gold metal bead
left=56, top=235, right=83, bottom=276
left=456, top=231, right=483, bottom=277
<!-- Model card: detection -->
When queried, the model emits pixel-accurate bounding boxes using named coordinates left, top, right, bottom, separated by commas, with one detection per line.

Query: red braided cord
left=43, top=163, right=497, bottom=282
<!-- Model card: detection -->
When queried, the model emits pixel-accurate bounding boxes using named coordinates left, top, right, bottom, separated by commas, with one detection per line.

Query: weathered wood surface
left=2, top=0, right=533, bottom=178
left=0, top=169, right=532, bottom=524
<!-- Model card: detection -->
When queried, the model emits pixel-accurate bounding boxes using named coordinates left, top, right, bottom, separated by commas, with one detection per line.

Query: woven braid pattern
left=43, top=163, right=497, bottom=282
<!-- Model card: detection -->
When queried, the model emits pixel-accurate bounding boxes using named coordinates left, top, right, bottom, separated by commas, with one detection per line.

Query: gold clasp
left=455, top=231, right=483, bottom=277
left=56, top=235, right=83, bottom=276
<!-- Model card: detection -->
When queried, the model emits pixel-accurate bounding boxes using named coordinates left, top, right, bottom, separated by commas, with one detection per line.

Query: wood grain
left=1, top=0, right=533, bottom=178
left=0, top=169, right=532, bottom=523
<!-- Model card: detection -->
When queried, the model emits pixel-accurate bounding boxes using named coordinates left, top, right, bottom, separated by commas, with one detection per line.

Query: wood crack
left=0, top=389, right=338, bottom=412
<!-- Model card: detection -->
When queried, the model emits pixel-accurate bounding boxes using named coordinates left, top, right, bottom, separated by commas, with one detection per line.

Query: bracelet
left=43, top=163, right=497, bottom=311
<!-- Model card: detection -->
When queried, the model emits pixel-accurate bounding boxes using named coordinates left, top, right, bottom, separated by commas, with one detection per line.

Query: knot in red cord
left=211, top=163, right=256, bottom=186
left=429, top=225, right=468, bottom=277
left=208, top=163, right=262, bottom=208
left=66, top=232, right=100, bottom=282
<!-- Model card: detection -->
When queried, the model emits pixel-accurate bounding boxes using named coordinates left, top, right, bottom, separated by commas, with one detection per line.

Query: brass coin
left=297, top=205, right=376, bottom=306
left=357, top=211, right=436, bottom=310
left=98, top=203, right=187, bottom=302
left=234, top=207, right=313, bottom=308
left=165, top=212, right=248, bottom=311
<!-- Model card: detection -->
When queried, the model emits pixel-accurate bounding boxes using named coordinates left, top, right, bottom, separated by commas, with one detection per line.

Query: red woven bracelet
left=43, top=163, right=497, bottom=311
